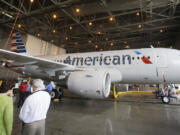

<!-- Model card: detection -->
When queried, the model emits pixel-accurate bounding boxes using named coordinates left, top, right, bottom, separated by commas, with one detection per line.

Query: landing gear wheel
left=50, top=91, right=56, bottom=99
left=162, top=97, right=170, bottom=104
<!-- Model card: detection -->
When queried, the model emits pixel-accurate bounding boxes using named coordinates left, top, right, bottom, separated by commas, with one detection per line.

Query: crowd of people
left=0, top=79, right=54, bottom=135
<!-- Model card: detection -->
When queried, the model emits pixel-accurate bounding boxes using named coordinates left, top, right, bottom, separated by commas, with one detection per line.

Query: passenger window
left=148, top=56, right=150, bottom=59
left=132, top=57, right=135, bottom=60
left=137, top=57, right=140, bottom=60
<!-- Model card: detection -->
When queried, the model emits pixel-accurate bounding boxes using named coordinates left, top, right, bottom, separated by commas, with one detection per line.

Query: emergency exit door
left=156, top=54, right=168, bottom=83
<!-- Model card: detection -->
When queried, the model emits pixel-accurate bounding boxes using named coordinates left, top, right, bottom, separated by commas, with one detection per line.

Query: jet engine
left=67, top=70, right=111, bottom=99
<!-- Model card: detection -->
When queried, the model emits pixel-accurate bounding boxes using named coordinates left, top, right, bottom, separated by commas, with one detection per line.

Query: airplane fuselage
left=10, top=48, right=180, bottom=84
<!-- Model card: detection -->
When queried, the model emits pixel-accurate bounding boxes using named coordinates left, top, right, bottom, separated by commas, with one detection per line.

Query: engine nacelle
left=67, top=70, right=111, bottom=99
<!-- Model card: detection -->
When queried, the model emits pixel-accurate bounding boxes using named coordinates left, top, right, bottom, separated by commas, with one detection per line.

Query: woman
left=0, top=81, right=14, bottom=135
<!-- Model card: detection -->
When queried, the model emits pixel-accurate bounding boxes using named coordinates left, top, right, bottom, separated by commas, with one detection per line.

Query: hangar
left=0, top=0, right=180, bottom=135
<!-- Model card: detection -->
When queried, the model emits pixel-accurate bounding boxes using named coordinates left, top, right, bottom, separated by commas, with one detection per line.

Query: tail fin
left=11, top=31, right=27, bottom=54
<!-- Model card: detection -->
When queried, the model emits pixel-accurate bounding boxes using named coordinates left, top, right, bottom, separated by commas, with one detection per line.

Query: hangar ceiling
left=0, top=0, right=180, bottom=53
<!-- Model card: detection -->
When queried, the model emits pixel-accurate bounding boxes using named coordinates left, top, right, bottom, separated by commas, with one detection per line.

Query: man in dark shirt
left=18, top=81, right=28, bottom=108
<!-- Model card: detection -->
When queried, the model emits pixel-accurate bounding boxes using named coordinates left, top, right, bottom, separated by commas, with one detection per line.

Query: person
left=19, top=79, right=51, bottom=135
left=0, top=81, right=14, bottom=135
left=45, top=80, right=55, bottom=92
left=18, top=81, right=28, bottom=108
left=25, top=82, right=31, bottom=98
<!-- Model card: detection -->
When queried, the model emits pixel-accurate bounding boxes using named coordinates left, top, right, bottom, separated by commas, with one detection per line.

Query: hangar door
left=156, top=54, right=168, bottom=83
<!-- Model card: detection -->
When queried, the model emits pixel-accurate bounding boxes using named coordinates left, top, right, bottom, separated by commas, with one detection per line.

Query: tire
left=161, top=97, right=170, bottom=104
left=50, top=91, right=56, bottom=99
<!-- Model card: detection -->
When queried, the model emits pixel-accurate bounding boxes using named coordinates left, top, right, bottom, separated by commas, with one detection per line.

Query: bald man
left=19, top=79, right=51, bottom=135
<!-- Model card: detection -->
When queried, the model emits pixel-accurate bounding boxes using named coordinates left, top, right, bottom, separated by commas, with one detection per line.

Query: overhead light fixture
left=30, top=0, right=34, bottom=3
left=109, top=17, right=114, bottom=22
left=88, top=40, right=92, bottom=43
left=37, top=33, right=40, bottom=37
left=160, top=29, right=164, bottom=33
left=110, top=42, right=114, bottom=46
left=124, top=41, right=127, bottom=44
left=138, top=24, right=142, bottom=28
left=136, top=12, right=140, bottom=16
left=69, top=26, right=72, bottom=30
left=52, top=13, right=57, bottom=19
left=74, top=42, right=78, bottom=45
left=65, top=37, right=68, bottom=40
left=124, top=45, right=130, bottom=49
left=1, top=11, right=13, bottom=19
left=51, top=40, right=54, bottom=43
left=88, top=22, right=93, bottom=26
left=95, top=45, right=98, bottom=48
left=52, top=29, right=56, bottom=33
left=76, top=8, right=80, bottom=13
left=18, top=24, right=21, bottom=28
left=97, top=31, right=101, bottom=35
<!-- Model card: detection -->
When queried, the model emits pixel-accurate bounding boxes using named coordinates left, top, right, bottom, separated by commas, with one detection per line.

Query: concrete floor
left=13, top=94, right=180, bottom=135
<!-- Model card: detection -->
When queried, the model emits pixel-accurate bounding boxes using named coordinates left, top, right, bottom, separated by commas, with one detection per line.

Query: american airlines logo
left=134, top=50, right=152, bottom=64
left=64, top=54, right=131, bottom=66
left=62, top=51, right=152, bottom=66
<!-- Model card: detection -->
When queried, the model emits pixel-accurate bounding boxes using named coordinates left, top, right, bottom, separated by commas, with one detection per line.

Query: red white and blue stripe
left=11, top=31, right=27, bottom=53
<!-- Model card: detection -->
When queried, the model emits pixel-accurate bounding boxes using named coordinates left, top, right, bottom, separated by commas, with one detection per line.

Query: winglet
left=11, top=31, right=27, bottom=54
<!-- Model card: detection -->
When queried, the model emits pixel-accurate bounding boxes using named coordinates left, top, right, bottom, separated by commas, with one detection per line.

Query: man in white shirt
left=19, top=79, right=51, bottom=135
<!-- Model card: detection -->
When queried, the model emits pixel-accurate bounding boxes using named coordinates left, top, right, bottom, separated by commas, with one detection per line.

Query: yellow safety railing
left=113, top=85, right=154, bottom=99
left=0, top=80, right=2, bottom=87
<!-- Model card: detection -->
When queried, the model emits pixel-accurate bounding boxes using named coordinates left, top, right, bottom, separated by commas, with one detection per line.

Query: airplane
left=0, top=31, right=180, bottom=101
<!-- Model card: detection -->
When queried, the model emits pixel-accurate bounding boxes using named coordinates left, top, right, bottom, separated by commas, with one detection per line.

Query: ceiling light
left=52, top=29, right=56, bottom=33
left=1, top=11, right=13, bottom=18
left=51, top=40, right=54, bottom=43
left=18, top=24, right=21, bottom=28
left=30, top=0, right=34, bottom=3
left=97, top=31, right=101, bottom=35
left=52, top=14, right=57, bottom=19
left=76, top=8, right=80, bottom=13
left=74, top=42, right=78, bottom=45
left=95, top=45, right=98, bottom=48
left=136, top=12, right=140, bottom=16
left=160, top=29, right=164, bottom=33
left=124, top=45, right=130, bottom=49
left=65, top=37, right=68, bottom=40
left=138, top=24, right=142, bottom=28
left=88, top=22, right=93, bottom=26
left=124, top=41, right=127, bottom=44
left=88, top=40, right=92, bottom=43
left=69, top=26, right=72, bottom=30
left=110, top=42, right=114, bottom=46
left=37, top=33, right=40, bottom=37
left=109, top=17, right=114, bottom=22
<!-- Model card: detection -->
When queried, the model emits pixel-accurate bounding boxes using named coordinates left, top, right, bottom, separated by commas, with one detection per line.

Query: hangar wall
left=25, top=35, right=66, bottom=56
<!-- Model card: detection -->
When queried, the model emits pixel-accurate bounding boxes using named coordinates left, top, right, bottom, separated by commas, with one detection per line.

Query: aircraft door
left=156, top=54, right=167, bottom=68
left=156, top=54, right=168, bottom=83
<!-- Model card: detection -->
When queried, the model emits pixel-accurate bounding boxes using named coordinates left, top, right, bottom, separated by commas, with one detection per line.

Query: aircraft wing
left=0, top=49, right=75, bottom=70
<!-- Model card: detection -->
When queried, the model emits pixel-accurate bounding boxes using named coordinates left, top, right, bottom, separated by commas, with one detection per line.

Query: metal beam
left=50, top=0, right=95, bottom=38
